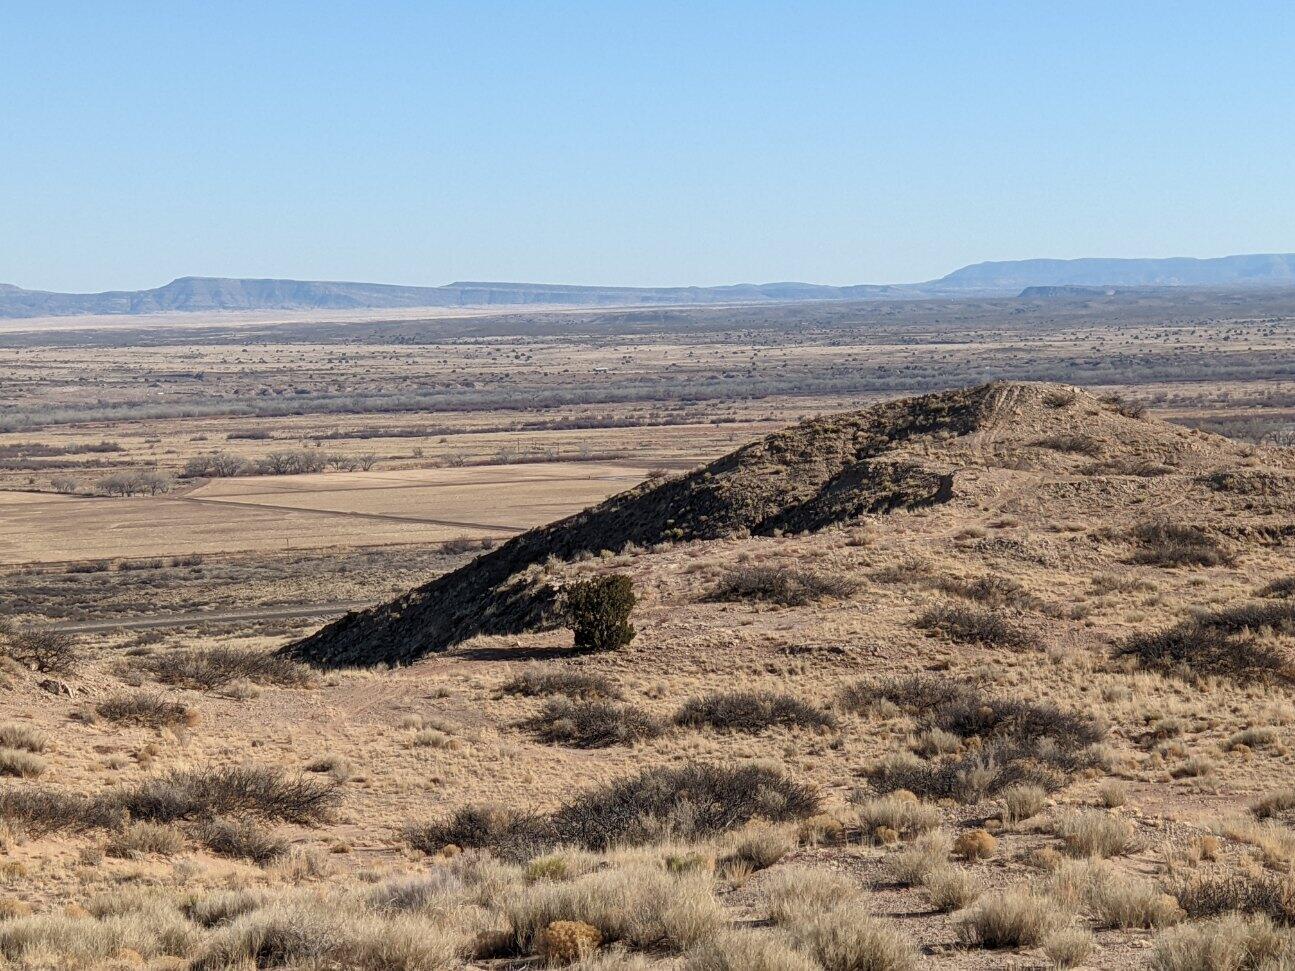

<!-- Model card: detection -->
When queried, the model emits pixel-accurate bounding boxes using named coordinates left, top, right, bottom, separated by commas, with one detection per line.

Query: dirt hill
left=283, top=381, right=1287, bottom=668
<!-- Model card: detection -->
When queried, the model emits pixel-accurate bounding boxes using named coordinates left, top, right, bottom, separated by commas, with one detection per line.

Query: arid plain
left=1, top=292, right=1295, bottom=969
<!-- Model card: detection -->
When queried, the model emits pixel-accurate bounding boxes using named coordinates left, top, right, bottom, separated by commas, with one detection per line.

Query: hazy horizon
left=4, top=1, right=1294, bottom=292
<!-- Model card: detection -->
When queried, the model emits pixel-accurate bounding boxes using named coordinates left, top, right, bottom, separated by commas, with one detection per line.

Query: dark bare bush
left=552, top=762, right=820, bottom=850
left=139, top=647, right=314, bottom=691
left=917, top=604, right=1034, bottom=649
left=523, top=697, right=667, bottom=748
left=0, top=786, right=126, bottom=836
left=839, top=673, right=970, bottom=715
left=197, top=817, right=288, bottom=864
left=869, top=740, right=1080, bottom=802
left=404, top=804, right=556, bottom=863
left=674, top=690, right=837, bottom=733
left=1130, top=522, right=1236, bottom=568
left=1260, top=577, right=1295, bottom=600
left=1114, top=602, right=1295, bottom=684
left=1033, top=434, right=1102, bottom=457
left=113, top=766, right=341, bottom=825
left=500, top=665, right=621, bottom=700
left=1043, top=388, right=1078, bottom=409
left=934, top=574, right=1038, bottom=609
left=1100, top=393, right=1148, bottom=419
left=96, top=693, right=197, bottom=730
left=1173, top=871, right=1295, bottom=923
left=2, top=628, right=80, bottom=674
left=1087, top=457, right=1176, bottom=477
left=709, top=566, right=860, bottom=607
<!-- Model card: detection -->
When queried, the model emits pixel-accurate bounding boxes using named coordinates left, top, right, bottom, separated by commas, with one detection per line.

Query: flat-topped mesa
left=278, top=381, right=1243, bottom=669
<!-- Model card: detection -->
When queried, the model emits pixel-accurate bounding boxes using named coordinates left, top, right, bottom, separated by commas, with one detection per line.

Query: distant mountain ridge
left=3, top=253, right=1294, bottom=318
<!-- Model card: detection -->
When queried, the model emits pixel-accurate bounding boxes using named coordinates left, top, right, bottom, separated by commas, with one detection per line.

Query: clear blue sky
left=3, top=1, right=1293, bottom=292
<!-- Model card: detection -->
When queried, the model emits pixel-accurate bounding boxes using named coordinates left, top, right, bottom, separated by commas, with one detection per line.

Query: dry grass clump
left=139, top=647, right=314, bottom=691
left=674, top=690, right=836, bottom=733
left=502, top=865, right=724, bottom=956
left=114, top=765, right=342, bottom=824
left=783, top=900, right=918, bottom=971
left=537, top=919, right=602, bottom=962
left=524, top=698, right=667, bottom=748
left=501, top=666, right=621, bottom=700
left=884, top=830, right=952, bottom=886
left=684, top=928, right=819, bottom=971
left=105, top=820, right=186, bottom=858
left=922, top=866, right=982, bottom=912
left=708, top=565, right=859, bottom=607
left=1253, top=789, right=1295, bottom=822
left=0, top=724, right=47, bottom=753
left=718, top=822, right=796, bottom=874
left=854, top=793, right=941, bottom=843
left=1217, top=817, right=1295, bottom=870
left=953, top=828, right=998, bottom=860
left=1001, top=783, right=1048, bottom=824
left=0, top=749, right=46, bottom=779
left=915, top=603, right=1033, bottom=649
left=1050, top=860, right=1182, bottom=928
left=764, top=867, right=860, bottom=927
left=1130, top=521, right=1237, bottom=568
left=1115, top=601, right=1295, bottom=684
left=1043, top=926, right=1096, bottom=968
left=197, top=817, right=288, bottom=864
left=1053, top=810, right=1138, bottom=858
left=958, top=889, right=1069, bottom=948
left=1150, top=913, right=1295, bottom=971
left=95, top=692, right=198, bottom=729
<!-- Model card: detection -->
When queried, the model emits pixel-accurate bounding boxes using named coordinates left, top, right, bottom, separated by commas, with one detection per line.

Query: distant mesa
left=4, top=252, right=1295, bottom=318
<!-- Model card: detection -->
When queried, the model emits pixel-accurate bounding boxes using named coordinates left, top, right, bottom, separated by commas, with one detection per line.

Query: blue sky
left=3, top=1, right=1293, bottom=291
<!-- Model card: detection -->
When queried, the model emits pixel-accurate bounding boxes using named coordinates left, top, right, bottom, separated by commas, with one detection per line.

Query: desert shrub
left=405, top=804, right=556, bottom=863
left=1260, top=577, right=1295, bottom=600
left=0, top=725, right=47, bottom=753
left=916, top=604, right=1033, bottom=649
left=197, top=817, right=288, bottom=864
left=113, top=766, right=341, bottom=824
left=720, top=822, right=796, bottom=873
left=840, top=673, right=968, bottom=715
left=1101, top=393, right=1148, bottom=419
left=552, top=762, right=820, bottom=850
left=1172, top=870, right=1295, bottom=923
left=869, top=743, right=1073, bottom=803
left=1043, top=388, right=1079, bottom=409
left=1151, top=914, right=1295, bottom=971
left=1033, top=433, right=1102, bottom=457
left=500, top=665, right=621, bottom=700
left=1114, top=601, right=1295, bottom=684
left=182, top=451, right=248, bottom=478
left=564, top=575, right=636, bottom=653
left=958, top=889, right=1068, bottom=948
left=1, top=629, right=79, bottom=674
left=674, top=690, right=836, bottom=733
left=0, top=749, right=46, bottom=779
left=934, top=573, right=1036, bottom=609
left=684, top=929, right=819, bottom=971
left=96, top=693, right=197, bottom=730
left=140, top=647, right=314, bottom=691
left=105, top=821, right=186, bottom=858
left=0, top=786, right=125, bottom=836
left=708, top=566, right=859, bottom=607
left=524, top=697, right=667, bottom=748
left=785, top=899, right=918, bottom=971
left=1130, top=522, right=1236, bottom=568
left=1053, top=810, right=1137, bottom=858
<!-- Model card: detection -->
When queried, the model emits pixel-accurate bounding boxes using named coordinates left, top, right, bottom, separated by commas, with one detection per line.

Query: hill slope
left=283, top=381, right=1279, bottom=668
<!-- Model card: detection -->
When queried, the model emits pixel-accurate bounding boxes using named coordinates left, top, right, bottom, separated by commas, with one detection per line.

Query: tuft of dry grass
left=105, top=821, right=186, bottom=858
left=958, top=889, right=1069, bottom=949
left=524, top=697, right=667, bottom=748
left=96, top=693, right=198, bottom=729
left=501, top=666, right=622, bottom=700
left=0, top=724, right=47, bottom=753
left=674, top=690, right=836, bottom=733
left=784, top=899, right=918, bottom=971
left=0, top=749, right=46, bottom=779
left=137, top=647, right=314, bottom=691
left=1150, top=913, right=1295, bottom=971
left=1053, top=810, right=1138, bottom=858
